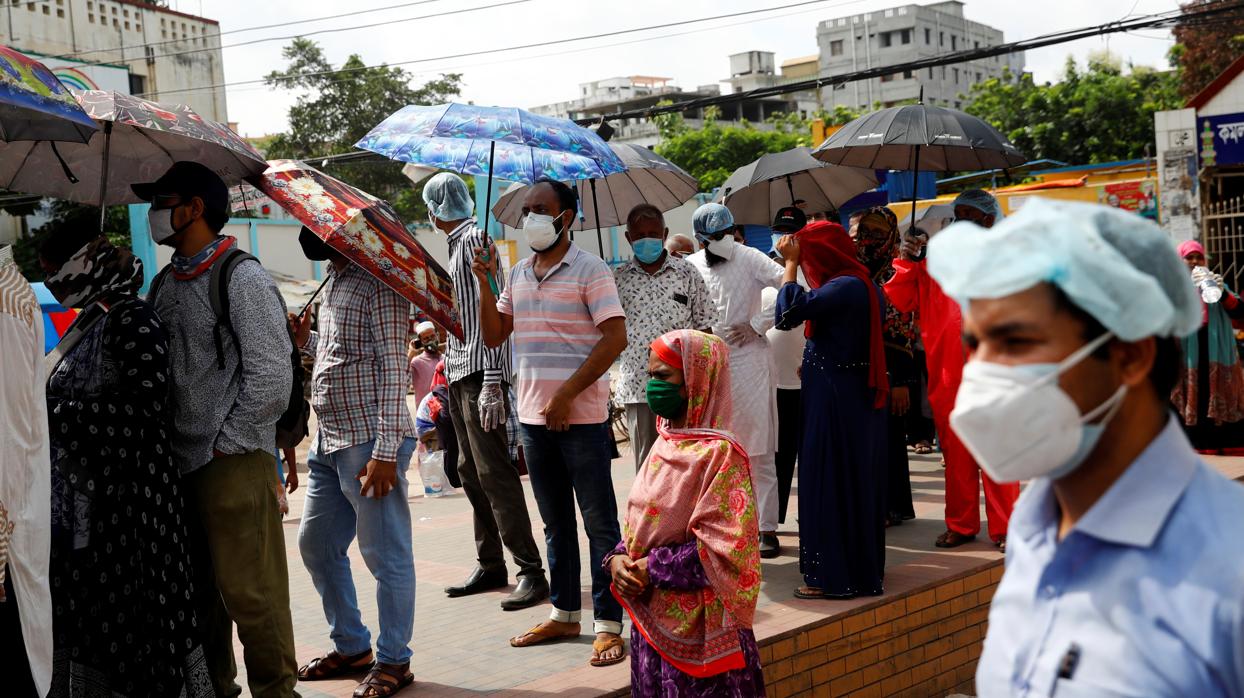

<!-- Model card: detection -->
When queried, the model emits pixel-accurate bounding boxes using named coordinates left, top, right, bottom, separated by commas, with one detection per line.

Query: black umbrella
left=812, top=91, right=1026, bottom=234
left=714, top=147, right=877, bottom=227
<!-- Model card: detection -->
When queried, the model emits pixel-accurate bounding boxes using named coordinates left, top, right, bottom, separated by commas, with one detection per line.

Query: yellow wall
left=888, top=176, right=1159, bottom=219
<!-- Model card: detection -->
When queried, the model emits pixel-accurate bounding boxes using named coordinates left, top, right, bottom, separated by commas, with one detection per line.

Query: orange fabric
left=885, top=258, right=1019, bottom=539
left=618, top=330, right=760, bottom=678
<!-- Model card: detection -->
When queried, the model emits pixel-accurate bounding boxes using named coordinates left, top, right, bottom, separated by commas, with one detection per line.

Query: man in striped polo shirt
left=422, top=173, right=548, bottom=611
left=476, top=179, right=630, bottom=668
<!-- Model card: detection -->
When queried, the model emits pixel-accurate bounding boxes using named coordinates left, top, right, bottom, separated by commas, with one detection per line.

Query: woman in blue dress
left=774, top=221, right=889, bottom=600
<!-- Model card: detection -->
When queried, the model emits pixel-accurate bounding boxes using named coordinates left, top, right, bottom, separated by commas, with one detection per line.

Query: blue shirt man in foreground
left=927, top=198, right=1244, bottom=697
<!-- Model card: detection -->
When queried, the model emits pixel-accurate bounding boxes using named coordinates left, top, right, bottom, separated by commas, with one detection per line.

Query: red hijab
left=796, top=220, right=889, bottom=409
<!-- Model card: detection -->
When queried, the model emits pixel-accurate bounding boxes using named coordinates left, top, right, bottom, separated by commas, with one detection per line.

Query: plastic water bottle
left=1195, top=266, right=1223, bottom=304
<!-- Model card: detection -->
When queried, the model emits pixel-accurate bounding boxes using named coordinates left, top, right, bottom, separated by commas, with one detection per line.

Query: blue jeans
left=298, top=437, right=417, bottom=665
left=520, top=422, right=623, bottom=634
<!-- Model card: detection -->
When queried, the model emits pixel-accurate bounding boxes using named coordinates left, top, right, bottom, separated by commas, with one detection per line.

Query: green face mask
left=646, top=378, right=687, bottom=419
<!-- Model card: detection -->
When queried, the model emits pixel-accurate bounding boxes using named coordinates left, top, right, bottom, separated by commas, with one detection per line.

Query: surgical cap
left=422, top=172, right=474, bottom=221
left=927, top=198, right=1201, bottom=341
left=953, top=189, right=1002, bottom=220
left=692, top=203, right=734, bottom=235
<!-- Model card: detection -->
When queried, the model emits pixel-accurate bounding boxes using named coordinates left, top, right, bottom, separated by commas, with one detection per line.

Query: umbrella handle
left=97, top=121, right=112, bottom=233
left=482, top=142, right=499, bottom=295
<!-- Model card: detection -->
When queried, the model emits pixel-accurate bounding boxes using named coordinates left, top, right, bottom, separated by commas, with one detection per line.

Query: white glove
left=722, top=322, right=761, bottom=346
left=478, top=381, right=507, bottom=433
left=1191, top=266, right=1211, bottom=284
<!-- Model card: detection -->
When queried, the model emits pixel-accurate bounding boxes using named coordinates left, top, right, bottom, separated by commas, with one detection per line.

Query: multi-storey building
left=816, top=1, right=1023, bottom=111
left=0, top=0, right=226, bottom=121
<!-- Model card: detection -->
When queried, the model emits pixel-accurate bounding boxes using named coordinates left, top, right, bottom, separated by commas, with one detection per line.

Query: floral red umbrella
left=253, top=160, right=463, bottom=340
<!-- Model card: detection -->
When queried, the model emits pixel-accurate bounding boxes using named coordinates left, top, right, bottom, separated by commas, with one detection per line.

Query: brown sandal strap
left=299, top=649, right=373, bottom=680
left=590, top=635, right=626, bottom=667
left=354, top=663, right=413, bottom=698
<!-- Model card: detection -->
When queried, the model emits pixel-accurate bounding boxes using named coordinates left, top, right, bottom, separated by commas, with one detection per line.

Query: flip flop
left=509, top=622, right=580, bottom=648
left=590, top=634, right=627, bottom=667
left=794, top=586, right=855, bottom=600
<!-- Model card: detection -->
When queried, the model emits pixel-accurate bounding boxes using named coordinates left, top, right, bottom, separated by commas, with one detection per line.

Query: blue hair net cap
left=692, top=203, right=734, bottom=235
left=953, top=189, right=1003, bottom=220
left=422, top=172, right=474, bottom=221
left=927, top=198, right=1201, bottom=341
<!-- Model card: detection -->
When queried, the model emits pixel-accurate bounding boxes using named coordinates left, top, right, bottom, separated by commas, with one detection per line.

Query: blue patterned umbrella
left=355, top=103, right=625, bottom=183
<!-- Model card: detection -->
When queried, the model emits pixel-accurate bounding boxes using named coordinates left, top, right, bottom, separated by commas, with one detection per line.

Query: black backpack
left=150, top=248, right=310, bottom=450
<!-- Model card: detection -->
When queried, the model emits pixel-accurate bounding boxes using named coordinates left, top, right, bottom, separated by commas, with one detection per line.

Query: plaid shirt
left=304, top=263, right=415, bottom=460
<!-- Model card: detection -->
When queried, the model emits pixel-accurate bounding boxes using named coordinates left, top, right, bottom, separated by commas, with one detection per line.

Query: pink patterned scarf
left=615, top=330, right=761, bottom=678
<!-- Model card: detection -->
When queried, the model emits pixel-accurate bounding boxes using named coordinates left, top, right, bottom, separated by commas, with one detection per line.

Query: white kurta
left=689, top=246, right=785, bottom=531
left=688, top=245, right=785, bottom=455
left=0, top=246, right=51, bottom=695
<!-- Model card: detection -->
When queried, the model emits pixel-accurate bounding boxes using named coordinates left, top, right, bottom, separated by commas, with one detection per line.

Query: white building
left=0, top=0, right=227, bottom=122
left=816, top=1, right=1022, bottom=111
left=0, top=0, right=227, bottom=244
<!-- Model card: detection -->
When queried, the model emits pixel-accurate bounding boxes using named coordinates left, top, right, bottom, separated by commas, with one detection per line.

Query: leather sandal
left=509, top=621, right=580, bottom=648
left=298, top=649, right=374, bottom=681
left=935, top=530, right=977, bottom=548
left=590, top=634, right=626, bottom=667
left=353, top=661, right=414, bottom=698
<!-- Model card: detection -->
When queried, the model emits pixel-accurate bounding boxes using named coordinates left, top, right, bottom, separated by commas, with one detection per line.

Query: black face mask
left=299, top=227, right=334, bottom=261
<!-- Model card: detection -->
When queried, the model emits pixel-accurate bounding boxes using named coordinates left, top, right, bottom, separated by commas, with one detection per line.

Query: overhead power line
left=568, top=0, right=1244, bottom=125
left=47, top=0, right=451, bottom=60
left=137, top=0, right=872, bottom=98
left=304, top=0, right=1242, bottom=167
left=63, top=0, right=533, bottom=70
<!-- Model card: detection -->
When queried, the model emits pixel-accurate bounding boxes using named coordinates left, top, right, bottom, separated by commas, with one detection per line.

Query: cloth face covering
left=646, top=379, right=686, bottom=418
left=45, top=236, right=144, bottom=307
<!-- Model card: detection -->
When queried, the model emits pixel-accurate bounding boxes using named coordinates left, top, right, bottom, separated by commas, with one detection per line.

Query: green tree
left=264, top=39, right=462, bottom=223
left=1172, top=0, right=1244, bottom=98
left=964, top=54, right=1182, bottom=165
left=655, top=107, right=827, bottom=191
left=11, top=202, right=131, bottom=281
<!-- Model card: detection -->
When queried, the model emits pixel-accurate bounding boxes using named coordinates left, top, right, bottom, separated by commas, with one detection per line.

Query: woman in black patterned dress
left=40, top=231, right=213, bottom=698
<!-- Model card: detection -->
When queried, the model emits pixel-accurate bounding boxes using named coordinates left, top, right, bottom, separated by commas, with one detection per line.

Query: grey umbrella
left=714, top=147, right=878, bottom=227
left=491, top=142, right=698, bottom=236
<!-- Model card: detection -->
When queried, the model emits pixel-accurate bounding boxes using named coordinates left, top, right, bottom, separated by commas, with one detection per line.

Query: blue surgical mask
left=771, top=233, right=784, bottom=259
left=631, top=237, right=665, bottom=264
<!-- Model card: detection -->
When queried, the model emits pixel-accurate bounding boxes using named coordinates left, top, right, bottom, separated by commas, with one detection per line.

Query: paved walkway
left=230, top=403, right=1244, bottom=697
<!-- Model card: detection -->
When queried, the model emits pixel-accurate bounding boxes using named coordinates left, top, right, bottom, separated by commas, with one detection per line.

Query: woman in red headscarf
left=606, top=329, right=765, bottom=696
left=774, top=221, right=888, bottom=599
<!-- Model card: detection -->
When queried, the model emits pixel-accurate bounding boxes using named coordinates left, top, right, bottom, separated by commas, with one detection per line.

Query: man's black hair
left=204, top=203, right=229, bottom=233
left=39, top=227, right=104, bottom=268
left=626, top=203, right=664, bottom=228
left=1051, top=286, right=1180, bottom=399
left=533, top=178, right=578, bottom=215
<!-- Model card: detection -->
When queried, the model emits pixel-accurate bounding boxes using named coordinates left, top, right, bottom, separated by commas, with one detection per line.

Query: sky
left=169, top=0, right=1184, bottom=138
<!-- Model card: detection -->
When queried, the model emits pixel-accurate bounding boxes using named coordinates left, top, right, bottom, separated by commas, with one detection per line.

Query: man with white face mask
left=928, top=198, right=1244, bottom=697
left=686, top=203, right=786, bottom=558
left=135, top=162, right=298, bottom=697
left=475, top=179, right=630, bottom=668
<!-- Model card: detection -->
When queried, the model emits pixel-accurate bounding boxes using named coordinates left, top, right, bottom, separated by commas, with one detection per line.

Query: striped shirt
left=445, top=220, right=513, bottom=386
left=497, top=244, right=626, bottom=426
left=304, top=263, right=415, bottom=461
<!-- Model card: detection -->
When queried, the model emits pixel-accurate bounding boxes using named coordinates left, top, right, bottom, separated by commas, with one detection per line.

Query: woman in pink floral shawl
left=606, top=329, right=765, bottom=696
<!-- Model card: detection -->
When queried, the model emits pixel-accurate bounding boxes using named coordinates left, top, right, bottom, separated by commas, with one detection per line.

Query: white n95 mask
left=148, top=206, right=187, bottom=244
left=523, top=212, right=563, bottom=252
left=950, top=332, right=1126, bottom=483
left=704, top=234, right=736, bottom=260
